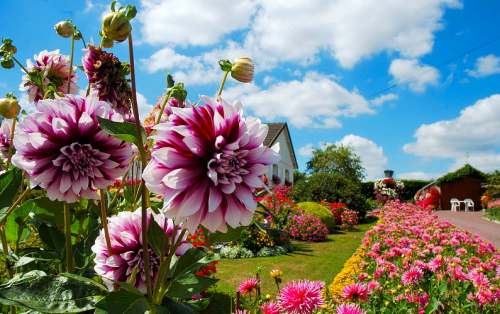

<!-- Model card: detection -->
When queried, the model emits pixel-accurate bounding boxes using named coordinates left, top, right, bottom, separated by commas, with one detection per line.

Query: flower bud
left=0, top=39, right=17, bottom=54
left=73, top=30, right=83, bottom=41
left=102, top=36, right=114, bottom=49
left=54, top=20, right=74, bottom=38
left=102, top=12, right=132, bottom=42
left=1, top=59, right=14, bottom=69
left=231, top=56, right=255, bottom=83
left=0, top=97, right=20, bottom=118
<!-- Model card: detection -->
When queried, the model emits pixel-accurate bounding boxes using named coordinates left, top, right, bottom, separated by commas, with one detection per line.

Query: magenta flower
left=0, top=119, right=12, bottom=162
left=82, top=44, right=132, bottom=117
left=20, top=49, right=79, bottom=104
left=143, top=96, right=192, bottom=136
left=340, top=283, right=369, bottom=302
left=92, top=208, right=192, bottom=294
left=259, top=301, right=281, bottom=314
left=237, top=278, right=260, bottom=296
left=334, top=303, right=367, bottom=314
left=401, top=267, right=424, bottom=286
left=143, top=96, right=281, bottom=232
left=11, top=94, right=133, bottom=202
left=277, top=279, right=325, bottom=314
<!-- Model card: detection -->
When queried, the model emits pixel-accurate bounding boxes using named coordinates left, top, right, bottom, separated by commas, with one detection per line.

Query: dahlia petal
left=221, top=181, right=236, bottom=194
left=240, top=208, right=254, bottom=225
left=203, top=208, right=223, bottom=232
left=162, top=168, right=200, bottom=190
left=233, top=185, right=256, bottom=210
left=208, top=185, right=223, bottom=213
left=182, top=136, right=205, bottom=156
left=152, top=147, right=196, bottom=168
left=78, top=112, right=95, bottom=134
left=59, top=173, right=72, bottom=193
left=176, top=181, right=208, bottom=218
left=242, top=174, right=263, bottom=188
left=28, top=133, right=49, bottom=150
left=247, top=164, right=270, bottom=176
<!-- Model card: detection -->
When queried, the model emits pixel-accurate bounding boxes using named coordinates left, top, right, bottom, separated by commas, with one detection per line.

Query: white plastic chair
left=450, top=198, right=460, bottom=211
left=463, top=198, right=474, bottom=212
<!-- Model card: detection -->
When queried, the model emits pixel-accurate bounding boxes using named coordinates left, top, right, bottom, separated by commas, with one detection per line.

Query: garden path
left=435, top=210, right=500, bottom=249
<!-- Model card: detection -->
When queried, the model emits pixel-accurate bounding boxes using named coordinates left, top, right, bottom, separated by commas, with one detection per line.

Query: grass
left=200, top=216, right=379, bottom=313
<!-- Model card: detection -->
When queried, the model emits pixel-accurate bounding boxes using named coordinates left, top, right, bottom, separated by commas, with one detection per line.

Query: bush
left=283, top=213, right=329, bottom=242
left=487, top=200, right=500, bottom=219
left=289, top=173, right=370, bottom=220
left=296, top=201, right=336, bottom=232
left=399, top=179, right=432, bottom=201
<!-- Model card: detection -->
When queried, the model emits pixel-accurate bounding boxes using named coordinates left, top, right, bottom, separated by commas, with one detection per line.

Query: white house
left=263, top=122, right=298, bottom=185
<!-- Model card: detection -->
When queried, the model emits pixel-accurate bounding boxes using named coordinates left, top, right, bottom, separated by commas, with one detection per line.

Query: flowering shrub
left=339, top=210, right=359, bottom=231
left=487, top=200, right=500, bottom=219
left=482, top=194, right=493, bottom=209
left=326, top=201, right=500, bottom=313
left=283, top=213, right=329, bottom=242
left=319, top=201, right=348, bottom=225
left=414, top=187, right=441, bottom=210
left=373, top=178, right=404, bottom=204
left=258, top=191, right=301, bottom=230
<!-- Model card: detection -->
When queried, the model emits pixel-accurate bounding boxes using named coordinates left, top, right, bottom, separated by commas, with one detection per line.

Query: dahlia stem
left=0, top=187, right=31, bottom=226
left=64, top=202, right=74, bottom=273
left=5, top=118, right=16, bottom=169
left=128, top=33, right=153, bottom=302
left=216, top=71, right=230, bottom=101
left=108, top=169, right=129, bottom=209
left=67, top=34, right=75, bottom=94
left=100, top=190, right=113, bottom=256
left=0, top=226, right=13, bottom=279
left=155, top=92, right=171, bottom=125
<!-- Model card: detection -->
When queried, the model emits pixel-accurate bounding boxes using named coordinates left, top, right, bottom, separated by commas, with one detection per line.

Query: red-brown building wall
left=440, top=176, right=485, bottom=211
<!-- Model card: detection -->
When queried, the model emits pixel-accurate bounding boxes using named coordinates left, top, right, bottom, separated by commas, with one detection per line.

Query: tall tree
left=306, top=143, right=365, bottom=182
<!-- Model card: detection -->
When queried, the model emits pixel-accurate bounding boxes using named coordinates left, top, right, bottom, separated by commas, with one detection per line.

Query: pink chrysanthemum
left=334, top=303, right=367, bottom=314
left=340, top=283, right=369, bottom=302
left=92, top=208, right=192, bottom=294
left=277, top=279, right=325, bottom=314
left=401, top=267, right=424, bottom=286
left=82, top=44, right=132, bottom=117
left=260, top=301, right=281, bottom=314
left=143, top=96, right=193, bottom=136
left=143, top=96, right=281, bottom=232
left=20, top=49, right=79, bottom=104
left=0, top=119, right=12, bottom=162
left=11, top=94, right=133, bottom=202
left=237, top=278, right=260, bottom=296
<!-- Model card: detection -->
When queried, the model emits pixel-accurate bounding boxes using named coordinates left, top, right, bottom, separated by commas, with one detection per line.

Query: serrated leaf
left=165, top=273, right=218, bottom=298
left=38, top=222, right=66, bottom=261
left=0, top=168, right=22, bottom=212
left=147, top=217, right=166, bottom=257
left=161, top=297, right=195, bottom=314
left=0, top=274, right=108, bottom=313
left=95, top=289, right=148, bottom=314
left=96, top=116, right=146, bottom=147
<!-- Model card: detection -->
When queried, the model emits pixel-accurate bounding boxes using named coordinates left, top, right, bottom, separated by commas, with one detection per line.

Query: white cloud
left=138, top=0, right=256, bottom=46
left=135, top=92, right=155, bottom=122
left=371, top=93, right=398, bottom=106
left=84, top=0, right=94, bottom=13
left=223, top=71, right=373, bottom=129
left=466, top=54, right=500, bottom=78
left=403, top=94, right=500, bottom=173
left=335, top=135, right=388, bottom=181
left=397, top=171, right=443, bottom=181
left=298, top=143, right=314, bottom=156
left=389, top=59, right=440, bottom=92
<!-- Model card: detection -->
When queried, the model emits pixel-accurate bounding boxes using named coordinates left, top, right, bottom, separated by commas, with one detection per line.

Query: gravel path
left=435, top=210, right=500, bottom=249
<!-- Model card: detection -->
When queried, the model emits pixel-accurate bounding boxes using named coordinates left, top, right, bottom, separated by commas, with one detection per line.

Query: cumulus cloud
left=298, top=143, right=314, bottom=156
left=222, top=71, right=373, bottom=129
left=403, top=94, right=500, bottom=173
left=335, top=135, right=388, bottom=181
left=135, top=92, right=155, bottom=122
left=84, top=0, right=94, bottom=13
left=397, top=171, right=443, bottom=181
left=466, top=54, right=500, bottom=78
left=389, top=59, right=440, bottom=92
left=371, top=93, right=398, bottom=106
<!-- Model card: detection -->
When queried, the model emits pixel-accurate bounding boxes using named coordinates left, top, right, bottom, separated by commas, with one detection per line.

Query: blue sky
left=1, top=0, right=500, bottom=181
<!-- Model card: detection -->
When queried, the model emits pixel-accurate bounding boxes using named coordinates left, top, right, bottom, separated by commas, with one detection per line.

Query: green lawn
left=201, top=216, right=379, bottom=313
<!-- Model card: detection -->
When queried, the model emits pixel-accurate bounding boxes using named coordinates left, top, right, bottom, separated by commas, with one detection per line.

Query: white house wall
left=266, top=131, right=295, bottom=185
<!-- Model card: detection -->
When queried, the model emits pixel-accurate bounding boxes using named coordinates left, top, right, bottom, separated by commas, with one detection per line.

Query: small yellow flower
left=270, top=267, right=283, bottom=278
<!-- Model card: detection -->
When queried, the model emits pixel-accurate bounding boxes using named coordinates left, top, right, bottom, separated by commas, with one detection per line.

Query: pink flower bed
left=341, top=201, right=500, bottom=313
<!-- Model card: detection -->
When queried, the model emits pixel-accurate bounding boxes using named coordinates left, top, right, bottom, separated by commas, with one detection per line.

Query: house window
left=285, top=169, right=290, bottom=183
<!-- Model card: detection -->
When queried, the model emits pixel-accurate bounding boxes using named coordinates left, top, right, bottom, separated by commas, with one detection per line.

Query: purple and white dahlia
left=0, top=119, right=13, bottom=162
left=19, top=49, right=79, bottom=104
left=92, top=208, right=192, bottom=294
left=143, top=96, right=280, bottom=232
left=11, top=94, right=133, bottom=203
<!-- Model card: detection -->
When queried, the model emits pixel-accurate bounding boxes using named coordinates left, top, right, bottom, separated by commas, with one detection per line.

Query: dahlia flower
left=19, top=49, right=79, bottom=104
left=143, top=95, right=192, bottom=136
left=237, top=278, right=260, bottom=296
left=334, top=303, right=367, bottom=314
left=277, top=279, right=325, bottom=314
left=82, top=44, right=132, bottom=117
left=259, top=301, right=281, bottom=314
left=143, top=96, right=280, bottom=232
left=340, top=283, right=369, bottom=302
left=0, top=119, right=12, bottom=162
left=11, top=94, right=134, bottom=202
left=92, top=208, right=192, bottom=294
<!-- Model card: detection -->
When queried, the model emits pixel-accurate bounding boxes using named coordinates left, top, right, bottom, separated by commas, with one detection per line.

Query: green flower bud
left=0, top=96, right=20, bottom=118
left=54, top=20, right=74, bottom=38
left=1, top=59, right=14, bottom=69
left=0, top=39, right=17, bottom=54
left=73, top=30, right=83, bottom=41
left=102, top=11, right=132, bottom=42
left=230, top=56, right=255, bottom=83
left=102, top=36, right=114, bottom=49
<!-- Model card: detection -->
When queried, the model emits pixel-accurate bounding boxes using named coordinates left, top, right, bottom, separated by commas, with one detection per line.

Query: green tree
left=306, top=143, right=365, bottom=182
left=486, top=170, right=500, bottom=198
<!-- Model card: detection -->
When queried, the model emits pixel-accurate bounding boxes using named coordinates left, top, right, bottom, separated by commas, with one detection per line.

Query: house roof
left=263, top=122, right=298, bottom=169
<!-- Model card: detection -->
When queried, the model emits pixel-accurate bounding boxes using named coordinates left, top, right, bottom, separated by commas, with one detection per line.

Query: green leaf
left=106, top=279, right=144, bottom=297
left=0, top=273, right=108, bottom=313
left=5, top=200, right=36, bottom=243
left=165, top=273, right=218, bottom=298
left=0, top=270, right=47, bottom=287
left=165, top=70, right=175, bottom=89
left=96, top=116, right=146, bottom=147
left=153, top=304, right=171, bottom=314
left=170, top=247, right=213, bottom=281
left=13, top=256, right=36, bottom=268
left=147, top=217, right=166, bottom=257
left=204, top=225, right=246, bottom=247
left=38, top=222, right=66, bottom=261
left=184, top=296, right=211, bottom=311
left=33, top=197, right=65, bottom=227
left=95, top=289, right=148, bottom=314
left=0, top=167, right=22, bottom=211
left=160, top=297, right=195, bottom=314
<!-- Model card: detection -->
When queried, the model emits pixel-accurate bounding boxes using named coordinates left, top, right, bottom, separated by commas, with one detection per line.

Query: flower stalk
left=5, top=118, right=16, bottom=169
left=100, top=190, right=113, bottom=256
left=67, top=33, right=75, bottom=94
left=64, top=202, right=74, bottom=273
